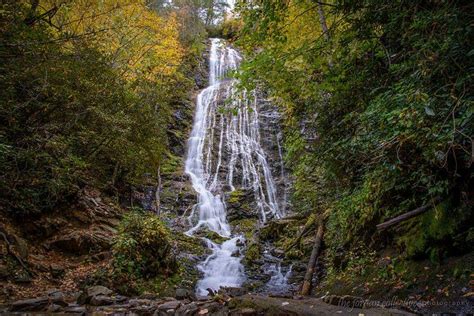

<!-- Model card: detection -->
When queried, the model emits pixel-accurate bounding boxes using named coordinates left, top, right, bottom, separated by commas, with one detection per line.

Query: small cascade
left=265, top=263, right=293, bottom=294
left=185, top=38, right=286, bottom=295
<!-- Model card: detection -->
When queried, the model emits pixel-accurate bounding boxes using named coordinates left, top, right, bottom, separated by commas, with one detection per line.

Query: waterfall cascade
left=185, top=39, right=286, bottom=295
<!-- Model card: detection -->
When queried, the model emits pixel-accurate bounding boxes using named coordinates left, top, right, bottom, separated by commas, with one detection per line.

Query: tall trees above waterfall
left=0, top=0, right=197, bottom=215
left=236, top=0, right=473, bottom=266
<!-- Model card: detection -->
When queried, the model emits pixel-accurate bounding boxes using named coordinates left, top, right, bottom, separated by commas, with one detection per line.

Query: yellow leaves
left=39, top=0, right=183, bottom=84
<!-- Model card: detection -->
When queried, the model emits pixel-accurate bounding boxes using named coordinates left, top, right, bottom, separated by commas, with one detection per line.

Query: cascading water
left=185, top=39, right=285, bottom=295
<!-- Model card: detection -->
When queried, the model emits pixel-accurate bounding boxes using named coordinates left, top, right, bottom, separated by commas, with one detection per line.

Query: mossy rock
left=260, top=221, right=289, bottom=241
left=243, top=242, right=262, bottom=265
left=231, top=218, right=258, bottom=240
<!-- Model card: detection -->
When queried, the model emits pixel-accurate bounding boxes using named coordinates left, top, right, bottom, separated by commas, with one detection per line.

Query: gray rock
left=157, top=299, right=181, bottom=310
left=9, top=297, right=48, bottom=312
left=77, top=285, right=113, bottom=304
left=239, top=308, right=257, bottom=316
left=175, top=288, right=194, bottom=300
left=219, top=287, right=246, bottom=297
left=87, top=285, right=113, bottom=297
left=90, top=295, right=115, bottom=306
left=47, top=289, right=68, bottom=306
left=50, top=263, right=65, bottom=279
left=129, top=298, right=152, bottom=307
left=47, top=303, right=64, bottom=312
left=176, top=302, right=198, bottom=316
left=63, top=304, right=87, bottom=315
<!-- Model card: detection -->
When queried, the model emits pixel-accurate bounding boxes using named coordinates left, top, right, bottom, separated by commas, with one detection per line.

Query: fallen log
left=301, top=220, right=324, bottom=296
left=376, top=197, right=442, bottom=231
left=286, top=214, right=317, bottom=252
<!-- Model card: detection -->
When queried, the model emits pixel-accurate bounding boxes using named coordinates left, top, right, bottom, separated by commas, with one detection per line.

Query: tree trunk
left=317, top=2, right=329, bottom=40
left=155, top=166, right=161, bottom=216
left=376, top=197, right=441, bottom=230
left=301, top=220, right=324, bottom=296
left=316, top=2, right=333, bottom=68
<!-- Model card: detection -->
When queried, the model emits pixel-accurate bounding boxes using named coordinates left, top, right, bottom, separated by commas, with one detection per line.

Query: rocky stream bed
left=1, top=285, right=416, bottom=315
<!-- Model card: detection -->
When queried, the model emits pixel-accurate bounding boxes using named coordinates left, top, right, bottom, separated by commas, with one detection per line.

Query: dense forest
left=0, top=0, right=472, bottom=315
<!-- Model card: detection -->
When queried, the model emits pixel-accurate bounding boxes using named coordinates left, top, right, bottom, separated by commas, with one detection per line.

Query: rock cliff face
left=156, top=39, right=295, bottom=295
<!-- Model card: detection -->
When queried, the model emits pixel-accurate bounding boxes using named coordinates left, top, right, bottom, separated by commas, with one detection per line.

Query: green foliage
left=0, top=1, right=193, bottom=215
left=237, top=0, right=473, bottom=264
left=112, top=208, right=177, bottom=278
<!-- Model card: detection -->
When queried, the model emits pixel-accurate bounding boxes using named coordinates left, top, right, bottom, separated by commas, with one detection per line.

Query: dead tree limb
left=376, top=197, right=442, bottom=231
left=301, top=220, right=324, bottom=296
left=286, top=215, right=318, bottom=251
left=0, top=231, right=34, bottom=276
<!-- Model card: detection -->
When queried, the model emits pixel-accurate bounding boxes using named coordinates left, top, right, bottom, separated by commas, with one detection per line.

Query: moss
left=174, top=231, right=208, bottom=256
left=228, top=189, right=245, bottom=204
left=202, top=230, right=228, bottom=244
left=231, top=218, right=258, bottom=240
left=319, top=249, right=474, bottom=301
left=243, top=242, right=262, bottom=265
left=161, top=153, right=183, bottom=175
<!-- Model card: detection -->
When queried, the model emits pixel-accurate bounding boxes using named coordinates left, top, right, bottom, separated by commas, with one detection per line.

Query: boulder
left=47, top=304, right=64, bottom=312
left=47, top=289, right=68, bottom=306
left=90, top=295, right=115, bottom=306
left=157, top=300, right=181, bottom=311
left=175, top=288, right=194, bottom=300
left=87, top=285, right=113, bottom=297
left=9, top=297, right=49, bottom=312
left=63, top=305, right=87, bottom=315
left=176, top=302, right=198, bottom=316
left=77, top=285, right=113, bottom=304
left=219, top=287, right=246, bottom=297
left=49, top=229, right=112, bottom=255
left=239, top=308, right=258, bottom=316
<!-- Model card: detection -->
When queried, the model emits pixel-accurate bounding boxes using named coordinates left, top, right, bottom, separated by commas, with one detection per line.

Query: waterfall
left=185, top=38, right=284, bottom=296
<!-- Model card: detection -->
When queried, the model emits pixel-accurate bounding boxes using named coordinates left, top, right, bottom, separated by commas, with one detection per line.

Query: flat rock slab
left=229, top=295, right=416, bottom=316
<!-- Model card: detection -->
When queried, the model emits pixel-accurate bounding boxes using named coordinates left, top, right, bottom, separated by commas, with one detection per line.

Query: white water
left=185, top=38, right=284, bottom=295
left=265, top=263, right=293, bottom=294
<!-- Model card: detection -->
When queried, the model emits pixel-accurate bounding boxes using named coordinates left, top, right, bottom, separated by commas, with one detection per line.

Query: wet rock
left=176, top=302, right=198, bottom=316
left=90, top=295, right=115, bottom=306
left=198, top=302, right=222, bottom=314
left=77, top=285, right=113, bottom=304
left=219, top=287, right=246, bottom=297
left=131, top=304, right=156, bottom=315
left=47, top=303, right=63, bottom=312
left=63, top=304, right=87, bottom=315
left=157, top=299, right=181, bottom=311
left=226, top=189, right=259, bottom=222
left=154, top=301, right=181, bottom=316
left=47, top=289, right=68, bottom=306
left=87, top=285, right=113, bottom=297
left=129, top=298, right=152, bottom=307
left=271, top=248, right=285, bottom=258
left=9, top=297, right=49, bottom=312
left=175, top=288, right=193, bottom=300
left=236, top=239, right=245, bottom=247
left=234, top=308, right=257, bottom=316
